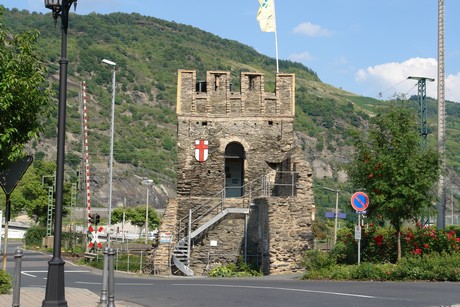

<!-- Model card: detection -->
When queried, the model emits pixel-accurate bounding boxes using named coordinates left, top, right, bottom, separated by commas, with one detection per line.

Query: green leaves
left=111, top=205, right=160, bottom=230
left=345, top=105, right=440, bottom=233
left=0, top=7, right=51, bottom=170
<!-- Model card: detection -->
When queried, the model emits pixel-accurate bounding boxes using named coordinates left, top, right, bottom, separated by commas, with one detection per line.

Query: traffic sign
left=88, top=225, right=104, bottom=249
left=0, top=156, right=33, bottom=195
left=355, top=225, right=362, bottom=240
left=351, top=192, right=369, bottom=212
left=325, top=212, right=347, bottom=219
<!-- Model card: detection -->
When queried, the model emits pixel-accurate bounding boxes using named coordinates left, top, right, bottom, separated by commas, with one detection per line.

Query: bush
left=208, top=257, right=262, bottom=277
left=303, top=264, right=351, bottom=280
left=24, top=225, right=47, bottom=248
left=403, top=226, right=460, bottom=257
left=393, top=252, right=460, bottom=281
left=334, top=224, right=460, bottom=264
left=350, top=262, right=386, bottom=280
left=301, top=250, right=335, bottom=271
left=330, top=235, right=357, bottom=264
left=0, top=270, right=12, bottom=294
left=302, top=251, right=460, bottom=281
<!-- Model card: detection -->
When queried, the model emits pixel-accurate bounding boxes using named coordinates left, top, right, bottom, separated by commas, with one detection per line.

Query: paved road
left=5, top=245, right=460, bottom=307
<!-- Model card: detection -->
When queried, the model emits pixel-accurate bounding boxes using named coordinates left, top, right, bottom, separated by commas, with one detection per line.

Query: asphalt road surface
left=5, top=244, right=460, bottom=307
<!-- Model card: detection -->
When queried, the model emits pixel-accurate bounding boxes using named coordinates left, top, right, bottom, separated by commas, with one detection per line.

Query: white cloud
left=288, top=51, right=313, bottom=63
left=356, top=57, right=460, bottom=102
left=446, top=73, right=460, bottom=103
left=292, top=22, right=333, bottom=37
left=355, top=58, right=439, bottom=99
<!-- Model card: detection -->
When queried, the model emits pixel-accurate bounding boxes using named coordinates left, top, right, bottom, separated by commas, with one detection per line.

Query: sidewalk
left=0, top=287, right=145, bottom=307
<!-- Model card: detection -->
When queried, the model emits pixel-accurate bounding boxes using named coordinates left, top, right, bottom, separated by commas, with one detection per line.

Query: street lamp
left=43, top=1, right=77, bottom=306
left=102, top=58, right=116, bottom=246
left=142, top=179, right=154, bottom=244
left=323, top=186, right=339, bottom=245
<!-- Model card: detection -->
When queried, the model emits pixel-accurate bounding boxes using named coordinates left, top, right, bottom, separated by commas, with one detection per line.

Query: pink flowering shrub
left=402, top=226, right=460, bottom=257
left=335, top=225, right=460, bottom=264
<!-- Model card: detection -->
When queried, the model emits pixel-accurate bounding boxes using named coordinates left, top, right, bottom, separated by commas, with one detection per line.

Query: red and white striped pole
left=83, top=81, right=93, bottom=250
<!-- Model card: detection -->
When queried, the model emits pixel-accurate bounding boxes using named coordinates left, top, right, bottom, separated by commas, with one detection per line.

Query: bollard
left=139, top=250, right=143, bottom=273
left=99, top=247, right=109, bottom=306
left=12, top=247, right=24, bottom=307
left=107, top=247, right=116, bottom=307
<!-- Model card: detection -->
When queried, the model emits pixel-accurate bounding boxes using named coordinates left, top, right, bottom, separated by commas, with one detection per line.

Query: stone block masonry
left=154, top=70, right=315, bottom=276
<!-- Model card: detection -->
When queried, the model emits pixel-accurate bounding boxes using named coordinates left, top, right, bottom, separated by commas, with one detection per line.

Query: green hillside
left=3, top=8, right=460, bottom=215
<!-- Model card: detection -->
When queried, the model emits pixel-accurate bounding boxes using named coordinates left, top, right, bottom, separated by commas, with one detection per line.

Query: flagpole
left=257, top=0, right=278, bottom=73
left=274, top=29, right=279, bottom=73
left=273, top=1, right=279, bottom=73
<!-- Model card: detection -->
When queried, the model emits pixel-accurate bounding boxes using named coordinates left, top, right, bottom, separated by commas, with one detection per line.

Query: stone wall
left=176, top=118, right=294, bottom=197
left=149, top=199, right=178, bottom=275
left=246, top=146, right=315, bottom=274
left=176, top=70, right=296, bottom=198
left=158, top=70, right=315, bottom=276
left=177, top=70, right=294, bottom=117
left=249, top=196, right=314, bottom=274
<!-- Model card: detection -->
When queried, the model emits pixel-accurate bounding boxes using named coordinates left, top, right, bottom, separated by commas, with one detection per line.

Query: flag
left=256, top=0, right=276, bottom=32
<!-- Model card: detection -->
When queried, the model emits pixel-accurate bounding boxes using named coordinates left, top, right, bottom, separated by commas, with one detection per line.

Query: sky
left=2, top=0, right=460, bottom=102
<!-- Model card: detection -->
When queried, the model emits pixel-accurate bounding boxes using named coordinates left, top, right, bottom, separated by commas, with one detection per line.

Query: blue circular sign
left=351, top=192, right=369, bottom=212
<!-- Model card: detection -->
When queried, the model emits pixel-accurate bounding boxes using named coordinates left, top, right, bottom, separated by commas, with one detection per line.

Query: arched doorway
left=224, top=142, right=245, bottom=197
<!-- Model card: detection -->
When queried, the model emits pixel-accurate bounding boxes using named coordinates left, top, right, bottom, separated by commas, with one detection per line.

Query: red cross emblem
left=194, top=140, right=209, bottom=162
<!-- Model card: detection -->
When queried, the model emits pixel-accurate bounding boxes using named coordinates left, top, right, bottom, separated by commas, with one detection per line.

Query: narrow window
left=214, top=75, right=220, bottom=90
left=249, top=76, right=256, bottom=91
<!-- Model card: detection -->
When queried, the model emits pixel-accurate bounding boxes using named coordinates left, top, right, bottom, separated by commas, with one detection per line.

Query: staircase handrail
left=177, top=173, right=271, bottom=240
left=172, top=170, right=298, bottom=276
left=177, top=188, right=225, bottom=239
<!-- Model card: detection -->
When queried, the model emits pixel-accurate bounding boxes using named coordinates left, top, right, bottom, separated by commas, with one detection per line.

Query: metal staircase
left=171, top=173, right=288, bottom=276
left=172, top=207, right=249, bottom=276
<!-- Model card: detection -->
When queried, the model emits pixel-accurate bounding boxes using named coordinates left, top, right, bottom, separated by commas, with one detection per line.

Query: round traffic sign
left=351, top=192, right=369, bottom=212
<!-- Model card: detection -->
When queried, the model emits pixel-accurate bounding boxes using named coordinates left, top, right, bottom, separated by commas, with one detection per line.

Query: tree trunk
left=397, top=228, right=402, bottom=261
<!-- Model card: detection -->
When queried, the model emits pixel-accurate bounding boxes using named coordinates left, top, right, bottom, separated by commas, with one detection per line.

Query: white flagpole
left=257, top=0, right=279, bottom=72
left=273, top=0, right=279, bottom=73
left=274, top=29, right=279, bottom=73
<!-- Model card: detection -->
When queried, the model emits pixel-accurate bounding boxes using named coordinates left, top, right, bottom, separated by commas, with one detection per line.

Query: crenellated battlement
left=153, top=69, right=314, bottom=277
left=177, top=70, right=295, bottom=116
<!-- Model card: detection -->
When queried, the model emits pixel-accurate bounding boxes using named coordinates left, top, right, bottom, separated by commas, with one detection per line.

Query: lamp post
left=43, top=1, right=77, bottom=306
left=141, top=179, right=154, bottom=244
left=102, top=58, right=116, bottom=246
left=98, top=58, right=116, bottom=307
left=323, top=186, right=339, bottom=245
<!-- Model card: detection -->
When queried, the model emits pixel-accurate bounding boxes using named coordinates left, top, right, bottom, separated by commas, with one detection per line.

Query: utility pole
left=408, top=76, right=435, bottom=147
left=437, top=0, right=446, bottom=229
left=323, top=187, right=339, bottom=245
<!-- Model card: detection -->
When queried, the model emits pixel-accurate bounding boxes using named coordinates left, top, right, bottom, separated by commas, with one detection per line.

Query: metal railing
left=177, top=174, right=269, bottom=240
left=176, top=171, right=298, bottom=242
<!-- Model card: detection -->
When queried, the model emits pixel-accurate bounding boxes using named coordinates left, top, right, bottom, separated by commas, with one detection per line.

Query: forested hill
left=3, top=8, right=460, bottom=213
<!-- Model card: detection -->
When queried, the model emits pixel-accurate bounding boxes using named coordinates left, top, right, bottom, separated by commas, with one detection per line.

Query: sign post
left=0, top=156, right=33, bottom=270
left=351, top=192, right=369, bottom=265
left=0, top=210, right=2, bottom=254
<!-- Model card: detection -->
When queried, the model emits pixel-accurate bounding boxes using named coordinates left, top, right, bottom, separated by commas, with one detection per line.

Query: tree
left=6, top=161, right=52, bottom=224
left=0, top=6, right=51, bottom=170
left=344, top=105, right=440, bottom=260
left=111, top=206, right=160, bottom=237
left=0, top=160, right=73, bottom=225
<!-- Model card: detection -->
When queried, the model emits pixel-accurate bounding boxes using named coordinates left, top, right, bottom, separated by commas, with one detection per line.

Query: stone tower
left=154, top=70, right=315, bottom=276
